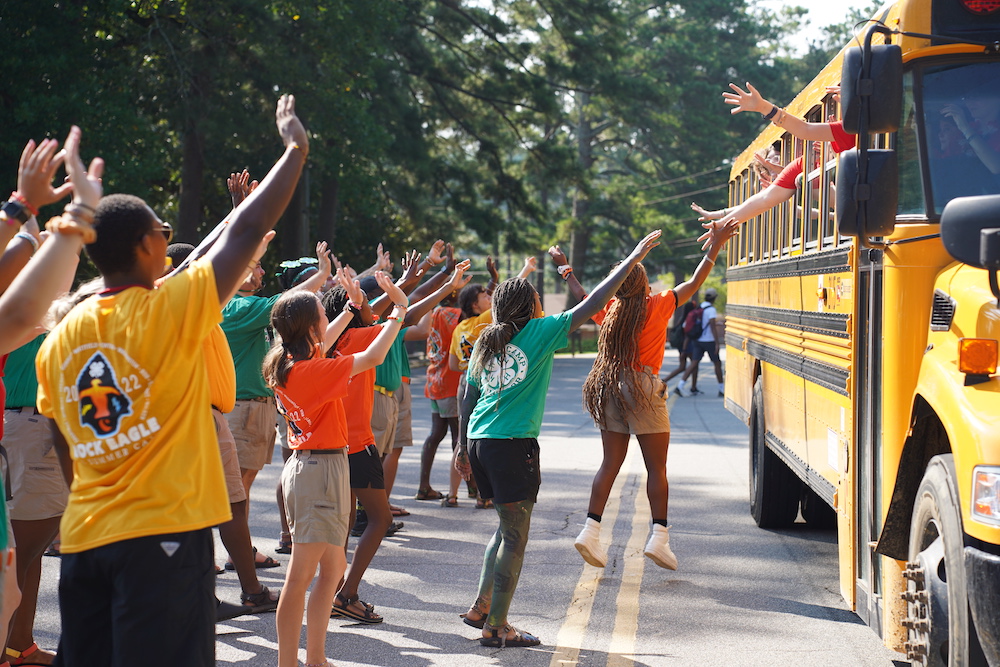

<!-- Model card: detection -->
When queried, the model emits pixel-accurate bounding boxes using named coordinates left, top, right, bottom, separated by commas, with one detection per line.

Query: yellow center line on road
left=606, top=463, right=650, bottom=667
left=548, top=446, right=638, bottom=667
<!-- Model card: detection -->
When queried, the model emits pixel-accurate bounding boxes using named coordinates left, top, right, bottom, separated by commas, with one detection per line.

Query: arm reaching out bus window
left=725, top=82, right=838, bottom=143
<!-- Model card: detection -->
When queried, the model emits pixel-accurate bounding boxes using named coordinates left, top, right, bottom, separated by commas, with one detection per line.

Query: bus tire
left=801, top=486, right=837, bottom=529
left=905, top=455, right=987, bottom=667
left=749, top=377, right=800, bottom=528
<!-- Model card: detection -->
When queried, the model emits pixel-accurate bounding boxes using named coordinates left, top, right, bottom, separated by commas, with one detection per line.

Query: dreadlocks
left=582, top=263, right=653, bottom=426
left=468, top=278, right=536, bottom=386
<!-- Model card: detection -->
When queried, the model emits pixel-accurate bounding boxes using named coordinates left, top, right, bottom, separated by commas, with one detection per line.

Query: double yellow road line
left=548, top=446, right=653, bottom=667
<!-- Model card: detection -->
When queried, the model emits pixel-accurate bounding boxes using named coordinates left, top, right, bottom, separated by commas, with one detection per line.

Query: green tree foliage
left=0, top=0, right=859, bottom=286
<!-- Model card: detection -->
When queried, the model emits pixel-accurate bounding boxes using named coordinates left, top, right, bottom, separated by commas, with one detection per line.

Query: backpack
left=682, top=306, right=705, bottom=339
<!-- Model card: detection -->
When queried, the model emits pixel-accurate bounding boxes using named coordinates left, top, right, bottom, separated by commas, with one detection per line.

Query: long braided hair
left=262, top=291, right=323, bottom=389
left=467, top=278, right=536, bottom=390
left=582, top=262, right=653, bottom=426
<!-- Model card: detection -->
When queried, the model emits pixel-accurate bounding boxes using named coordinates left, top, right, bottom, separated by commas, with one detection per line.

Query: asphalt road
left=30, top=351, right=908, bottom=666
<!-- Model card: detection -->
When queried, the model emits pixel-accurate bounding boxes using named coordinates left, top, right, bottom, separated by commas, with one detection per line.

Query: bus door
left=855, top=245, right=884, bottom=634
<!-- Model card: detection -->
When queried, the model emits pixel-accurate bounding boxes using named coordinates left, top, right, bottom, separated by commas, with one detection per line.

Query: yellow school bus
left=722, top=1, right=1000, bottom=664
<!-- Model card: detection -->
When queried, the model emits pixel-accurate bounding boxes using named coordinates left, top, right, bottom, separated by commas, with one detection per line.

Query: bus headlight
left=972, top=467, right=1000, bottom=526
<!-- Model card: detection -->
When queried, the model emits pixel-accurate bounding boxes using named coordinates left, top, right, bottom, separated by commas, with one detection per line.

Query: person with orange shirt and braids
left=573, top=220, right=737, bottom=572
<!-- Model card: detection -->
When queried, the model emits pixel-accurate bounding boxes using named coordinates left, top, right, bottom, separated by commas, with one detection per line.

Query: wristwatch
left=0, top=199, right=30, bottom=225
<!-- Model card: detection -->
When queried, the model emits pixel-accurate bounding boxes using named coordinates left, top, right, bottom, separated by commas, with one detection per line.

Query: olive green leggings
left=474, top=499, right=534, bottom=628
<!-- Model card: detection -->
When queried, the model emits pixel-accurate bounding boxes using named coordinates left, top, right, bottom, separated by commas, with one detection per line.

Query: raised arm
left=0, top=126, right=99, bottom=355
left=349, top=272, right=407, bottom=374
left=403, top=259, right=471, bottom=325
left=725, top=82, right=836, bottom=142
left=548, top=245, right=588, bottom=303
left=516, top=256, right=537, bottom=279
left=568, top=230, right=661, bottom=331
left=674, top=220, right=739, bottom=306
left=291, top=241, right=333, bottom=294
left=207, top=95, right=308, bottom=304
left=323, top=268, right=364, bottom=352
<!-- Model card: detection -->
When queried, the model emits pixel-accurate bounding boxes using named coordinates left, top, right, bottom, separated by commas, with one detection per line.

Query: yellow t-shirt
left=449, top=310, right=493, bottom=371
left=36, top=259, right=231, bottom=553
left=203, top=325, right=237, bottom=413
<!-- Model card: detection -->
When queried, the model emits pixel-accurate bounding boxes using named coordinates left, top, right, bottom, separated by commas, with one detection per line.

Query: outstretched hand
left=443, top=243, right=456, bottom=272
left=486, top=255, right=499, bottom=282
left=690, top=202, right=720, bottom=221
left=276, top=94, right=309, bottom=157
left=376, top=271, right=408, bottom=306
left=315, top=241, right=332, bottom=276
left=227, top=169, right=258, bottom=209
left=629, top=230, right=662, bottom=263
left=723, top=82, right=769, bottom=116
left=400, top=249, right=423, bottom=282
left=521, top=256, right=538, bottom=275
left=547, top=245, right=569, bottom=267
left=337, top=267, right=365, bottom=305
left=426, top=239, right=446, bottom=266
left=18, top=138, right=74, bottom=210
left=62, top=126, right=104, bottom=210
left=449, top=259, right=472, bottom=291
left=698, top=218, right=740, bottom=252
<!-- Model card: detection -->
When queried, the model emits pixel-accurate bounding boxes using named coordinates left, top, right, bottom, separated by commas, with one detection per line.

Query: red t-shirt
left=592, top=290, right=678, bottom=374
left=335, top=326, right=383, bottom=454
left=424, top=306, right=462, bottom=400
left=773, top=121, right=857, bottom=191
left=273, top=353, right=353, bottom=450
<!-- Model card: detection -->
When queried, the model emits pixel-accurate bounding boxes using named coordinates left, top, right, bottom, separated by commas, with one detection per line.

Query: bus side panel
left=723, top=342, right=754, bottom=425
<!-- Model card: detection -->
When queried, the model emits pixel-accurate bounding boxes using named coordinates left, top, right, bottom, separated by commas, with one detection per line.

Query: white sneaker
left=644, top=524, right=678, bottom=570
left=574, top=518, right=608, bottom=567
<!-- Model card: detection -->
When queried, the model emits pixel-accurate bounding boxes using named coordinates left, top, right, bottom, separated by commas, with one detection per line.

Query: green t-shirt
left=221, top=293, right=282, bottom=399
left=375, top=327, right=410, bottom=393
left=6, top=334, right=45, bottom=408
left=467, top=311, right=572, bottom=440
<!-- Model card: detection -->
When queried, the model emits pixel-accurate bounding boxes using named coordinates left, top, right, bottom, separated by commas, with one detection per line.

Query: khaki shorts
left=600, top=372, right=671, bottom=435
left=281, top=449, right=350, bottom=545
left=213, top=409, right=247, bottom=504
left=371, top=390, right=399, bottom=457
left=392, top=382, right=413, bottom=449
left=3, top=408, right=68, bottom=521
left=225, top=397, right=278, bottom=471
left=430, top=395, right=459, bottom=419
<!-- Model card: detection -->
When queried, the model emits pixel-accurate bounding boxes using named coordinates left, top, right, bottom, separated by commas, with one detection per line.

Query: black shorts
left=692, top=339, right=721, bottom=364
left=469, top=438, right=540, bottom=504
left=348, top=445, right=385, bottom=490
left=54, top=528, right=215, bottom=667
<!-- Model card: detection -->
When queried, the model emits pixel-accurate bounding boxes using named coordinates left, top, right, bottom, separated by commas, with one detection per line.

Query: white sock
left=718, top=383, right=725, bottom=393
left=678, top=380, right=686, bottom=391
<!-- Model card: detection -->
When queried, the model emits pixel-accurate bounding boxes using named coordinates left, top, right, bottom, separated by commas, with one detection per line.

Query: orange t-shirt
left=273, top=352, right=353, bottom=450
left=425, top=306, right=462, bottom=400
left=593, top=290, right=678, bottom=374
left=335, top=326, right=384, bottom=454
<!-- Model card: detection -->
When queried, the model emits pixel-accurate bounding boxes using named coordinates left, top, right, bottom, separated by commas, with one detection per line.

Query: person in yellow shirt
left=35, top=95, right=309, bottom=667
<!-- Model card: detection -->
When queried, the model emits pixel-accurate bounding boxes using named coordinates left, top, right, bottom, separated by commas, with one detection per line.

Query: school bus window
left=898, top=70, right=924, bottom=217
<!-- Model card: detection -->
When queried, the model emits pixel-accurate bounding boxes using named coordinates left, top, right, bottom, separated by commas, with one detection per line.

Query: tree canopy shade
left=0, top=1, right=868, bottom=286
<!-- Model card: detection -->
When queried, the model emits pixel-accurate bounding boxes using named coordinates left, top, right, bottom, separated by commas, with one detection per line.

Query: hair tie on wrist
left=762, top=105, right=778, bottom=121
left=557, top=264, right=573, bottom=279
left=14, top=231, right=38, bottom=252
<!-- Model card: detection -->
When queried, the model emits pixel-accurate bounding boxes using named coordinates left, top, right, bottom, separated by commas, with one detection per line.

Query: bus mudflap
left=965, top=546, right=1000, bottom=666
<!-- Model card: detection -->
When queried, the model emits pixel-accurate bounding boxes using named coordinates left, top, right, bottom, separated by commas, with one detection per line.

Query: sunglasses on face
left=151, top=221, right=174, bottom=243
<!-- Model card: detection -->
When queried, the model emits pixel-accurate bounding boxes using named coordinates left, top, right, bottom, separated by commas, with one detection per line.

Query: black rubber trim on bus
left=764, top=430, right=838, bottom=507
left=726, top=248, right=851, bottom=282
left=728, top=334, right=850, bottom=396
left=725, top=305, right=849, bottom=339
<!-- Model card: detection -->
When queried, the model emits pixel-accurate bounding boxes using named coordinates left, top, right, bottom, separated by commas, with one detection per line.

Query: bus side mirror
left=941, top=195, right=1000, bottom=269
left=841, top=44, right=903, bottom=134
left=836, top=148, right=898, bottom=237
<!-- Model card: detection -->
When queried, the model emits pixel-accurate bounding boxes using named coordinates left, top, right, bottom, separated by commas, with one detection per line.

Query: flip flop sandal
left=415, top=488, right=444, bottom=501
left=475, top=497, right=494, bottom=510
left=6, top=642, right=52, bottom=666
left=442, top=495, right=459, bottom=508
left=333, top=592, right=383, bottom=624
left=390, top=505, right=411, bottom=517
left=480, top=623, right=541, bottom=648
left=275, top=539, right=292, bottom=555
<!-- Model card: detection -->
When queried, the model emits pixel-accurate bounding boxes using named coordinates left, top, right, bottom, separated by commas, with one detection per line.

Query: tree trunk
left=177, top=121, right=204, bottom=243
left=318, top=174, right=340, bottom=251
left=568, top=92, right=596, bottom=308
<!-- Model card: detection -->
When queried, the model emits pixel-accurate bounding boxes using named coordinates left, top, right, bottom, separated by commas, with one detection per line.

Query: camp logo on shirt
left=78, top=352, right=133, bottom=437
left=479, top=343, right=528, bottom=395
left=457, top=333, right=475, bottom=362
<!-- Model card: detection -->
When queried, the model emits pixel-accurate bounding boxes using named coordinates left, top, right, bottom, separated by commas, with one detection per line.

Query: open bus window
left=898, top=71, right=924, bottom=216
left=919, top=60, right=1000, bottom=215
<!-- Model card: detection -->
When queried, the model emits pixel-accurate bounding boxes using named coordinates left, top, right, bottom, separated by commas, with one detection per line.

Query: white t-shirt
left=697, top=302, right=718, bottom=343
